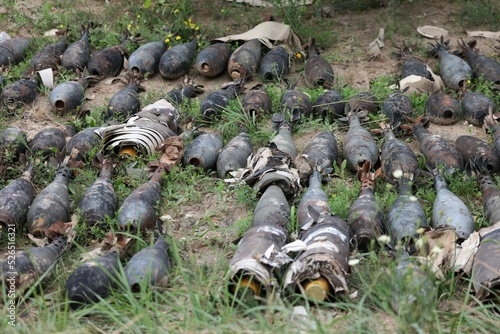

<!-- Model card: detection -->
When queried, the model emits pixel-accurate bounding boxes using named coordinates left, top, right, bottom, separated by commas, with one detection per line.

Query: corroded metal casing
left=346, top=91, right=378, bottom=115
left=0, top=236, right=67, bottom=294
left=200, top=83, right=241, bottom=122
left=425, top=93, right=461, bottom=125
left=297, top=170, right=330, bottom=229
left=312, top=89, right=345, bottom=121
left=0, top=37, right=31, bottom=66
left=30, top=127, right=67, bottom=159
left=1, top=77, right=38, bottom=106
left=0, top=126, right=28, bottom=159
left=252, top=184, right=291, bottom=229
left=270, top=122, right=297, bottom=159
left=459, top=39, right=500, bottom=84
left=216, top=132, right=253, bottom=179
left=128, top=41, right=167, bottom=78
left=124, top=237, right=170, bottom=292
left=304, top=43, right=334, bottom=89
left=280, top=89, right=312, bottom=125
left=412, top=123, right=464, bottom=172
left=183, top=132, right=223, bottom=171
left=433, top=39, right=472, bottom=91
left=461, top=92, right=495, bottom=126
left=381, top=93, right=414, bottom=126
left=432, top=171, right=475, bottom=241
left=347, top=167, right=386, bottom=250
left=0, top=165, right=34, bottom=229
left=78, top=161, right=117, bottom=226
left=65, top=250, right=121, bottom=309
left=159, top=39, right=197, bottom=80
left=65, top=127, right=101, bottom=163
left=117, top=168, right=163, bottom=232
left=49, top=80, right=86, bottom=115
left=87, top=44, right=127, bottom=80
left=477, top=173, right=500, bottom=226
left=401, top=55, right=432, bottom=80
left=387, top=177, right=427, bottom=249
left=106, top=79, right=141, bottom=121
left=196, top=43, right=231, bottom=77
left=456, top=135, right=499, bottom=174
left=472, top=229, right=500, bottom=300
left=380, top=126, right=419, bottom=185
left=343, top=113, right=379, bottom=172
left=242, top=88, right=272, bottom=120
left=23, top=38, right=66, bottom=76
left=228, top=39, right=262, bottom=80
left=259, top=46, right=289, bottom=82
left=27, top=164, right=72, bottom=237
left=61, top=25, right=91, bottom=72
left=295, top=131, right=338, bottom=180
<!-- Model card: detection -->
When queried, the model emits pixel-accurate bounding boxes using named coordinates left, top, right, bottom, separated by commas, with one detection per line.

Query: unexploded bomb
left=159, top=39, right=197, bottom=80
left=381, top=92, right=414, bottom=126
left=312, top=89, right=345, bottom=121
left=430, top=37, right=472, bottom=91
left=0, top=125, right=28, bottom=160
left=304, top=37, right=334, bottom=89
left=23, top=37, right=66, bottom=77
left=196, top=42, right=231, bottom=77
left=346, top=91, right=378, bottom=115
left=0, top=164, right=34, bottom=230
left=398, top=43, right=433, bottom=81
left=183, top=132, right=223, bottom=171
left=61, top=24, right=91, bottom=72
left=228, top=39, right=262, bottom=80
left=200, top=80, right=244, bottom=122
left=30, top=127, right=68, bottom=159
left=425, top=93, right=461, bottom=125
left=216, top=132, right=253, bottom=179
left=128, top=40, right=167, bottom=78
left=459, top=39, right=500, bottom=84
left=106, top=76, right=143, bottom=121
left=476, top=171, right=500, bottom=226
left=279, top=86, right=312, bottom=126
left=65, top=127, right=101, bottom=163
left=241, top=85, right=272, bottom=120
left=471, top=229, right=500, bottom=300
left=1, top=77, right=38, bottom=107
left=343, top=111, right=379, bottom=172
left=461, top=92, right=495, bottom=127
left=294, top=131, right=338, bottom=181
left=259, top=46, right=289, bottom=82
left=456, top=135, right=499, bottom=174
left=49, top=78, right=88, bottom=115
left=0, top=37, right=31, bottom=67
left=87, top=42, right=128, bottom=81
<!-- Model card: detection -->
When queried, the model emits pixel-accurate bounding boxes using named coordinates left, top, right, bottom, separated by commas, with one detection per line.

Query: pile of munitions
left=0, top=20, right=500, bottom=311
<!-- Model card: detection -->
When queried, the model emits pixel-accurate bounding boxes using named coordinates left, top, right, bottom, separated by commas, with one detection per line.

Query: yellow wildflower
left=195, top=26, right=199, bottom=31
left=296, top=53, right=302, bottom=59
left=165, top=38, right=170, bottom=43
left=221, top=8, right=225, bottom=13
left=176, top=36, right=181, bottom=41
left=127, top=24, right=132, bottom=30
left=168, top=33, right=172, bottom=38
left=174, top=9, right=179, bottom=14
left=59, top=24, right=64, bottom=29
left=137, top=14, right=140, bottom=18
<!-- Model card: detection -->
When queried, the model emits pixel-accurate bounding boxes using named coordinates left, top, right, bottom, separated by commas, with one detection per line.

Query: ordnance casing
left=27, top=163, right=72, bottom=237
left=477, top=173, right=500, bottom=225
left=459, top=39, right=500, bottom=84
left=304, top=40, right=334, bottom=89
left=461, top=92, right=495, bottom=126
left=196, top=43, right=231, bottom=77
left=124, top=237, right=170, bottom=292
left=227, top=39, right=262, bottom=80
left=200, top=82, right=241, bottom=122
left=159, top=39, right=197, bottom=80
left=23, top=38, right=66, bottom=76
left=117, top=168, right=163, bottom=232
left=0, top=165, right=34, bottom=229
left=0, top=37, right=31, bottom=66
left=346, top=91, right=378, bottom=115
left=128, top=40, right=167, bottom=78
left=87, top=44, right=127, bottom=80
left=297, top=170, right=330, bottom=229
left=252, top=184, right=291, bottom=229
left=65, top=250, right=121, bottom=309
left=1, top=77, right=38, bottom=106
left=183, top=132, right=223, bottom=171
left=0, top=126, right=28, bottom=159
left=456, top=135, right=499, bottom=174
left=242, top=88, right=272, bottom=120
left=472, top=229, right=500, bottom=300
left=61, top=25, right=91, bottom=72
left=269, top=122, right=297, bottom=159
left=259, top=46, right=289, bottom=82
left=432, top=38, right=472, bottom=91
left=30, top=127, right=67, bottom=159
left=294, top=131, right=338, bottom=181
left=65, top=127, right=101, bottom=163
left=343, top=113, right=379, bottom=172
left=216, top=132, right=253, bottom=179
left=312, top=89, right=345, bottom=121
left=381, top=93, right=414, bottom=126
left=280, top=88, right=313, bottom=125
left=106, top=78, right=141, bottom=121
left=49, top=79, right=87, bottom=115
left=425, top=93, right=461, bottom=125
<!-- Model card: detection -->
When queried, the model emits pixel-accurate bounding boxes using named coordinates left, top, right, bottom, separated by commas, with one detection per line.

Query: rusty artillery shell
left=425, top=93, right=461, bottom=125
left=216, top=132, right=253, bottom=179
left=49, top=78, right=87, bottom=115
left=471, top=229, right=500, bottom=300
left=297, top=169, right=330, bottom=230
left=87, top=44, right=127, bottom=80
left=387, top=176, right=427, bottom=252
left=106, top=77, right=141, bottom=121
left=346, top=91, right=378, bottom=115
left=30, top=127, right=67, bottom=159
left=78, top=159, right=117, bottom=226
left=295, top=131, right=338, bottom=181
left=400, top=45, right=433, bottom=80
left=381, top=92, right=414, bottom=126
left=0, top=164, right=34, bottom=230
left=431, top=169, right=475, bottom=241
left=304, top=38, right=334, bottom=89
left=65, top=250, right=121, bottom=309
left=27, top=163, right=71, bottom=237
left=159, top=39, right=197, bottom=80
left=477, top=172, right=500, bottom=225
left=61, top=24, right=91, bottom=72
left=1, top=77, right=38, bottom=106
left=128, top=40, right=167, bottom=78
left=459, top=39, right=500, bottom=84
left=347, top=163, right=386, bottom=250
left=270, top=121, right=297, bottom=159
left=461, top=92, right=495, bottom=127
left=228, top=185, right=290, bottom=297
left=124, top=237, right=170, bottom=293
left=280, top=88, right=312, bottom=125
left=431, top=37, right=472, bottom=91
left=117, top=167, right=165, bottom=232
left=259, top=46, right=289, bottom=82
left=0, top=37, right=31, bottom=66
left=312, top=89, right=345, bottom=121
left=343, top=113, right=379, bottom=172
left=456, top=135, right=499, bottom=174
left=196, top=42, right=231, bottom=77
left=200, top=80, right=243, bottom=122
left=411, top=118, right=464, bottom=172
left=1, top=125, right=28, bottom=159
left=228, top=39, right=262, bottom=80
left=183, top=132, right=223, bottom=171
left=23, top=37, right=66, bottom=77
left=242, top=86, right=272, bottom=120
left=66, top=127, right=101, bottom=163
left=380, top=123, right=419, bottom=185
left=1, top=236, right=67, bottom=294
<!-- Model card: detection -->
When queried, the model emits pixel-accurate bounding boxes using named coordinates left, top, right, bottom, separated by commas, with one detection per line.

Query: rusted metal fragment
left=227, top=39, right=262, bottom=80
left=425, top=93, right=461, bottom=125
left=456, top=135, right=499, bottom=174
